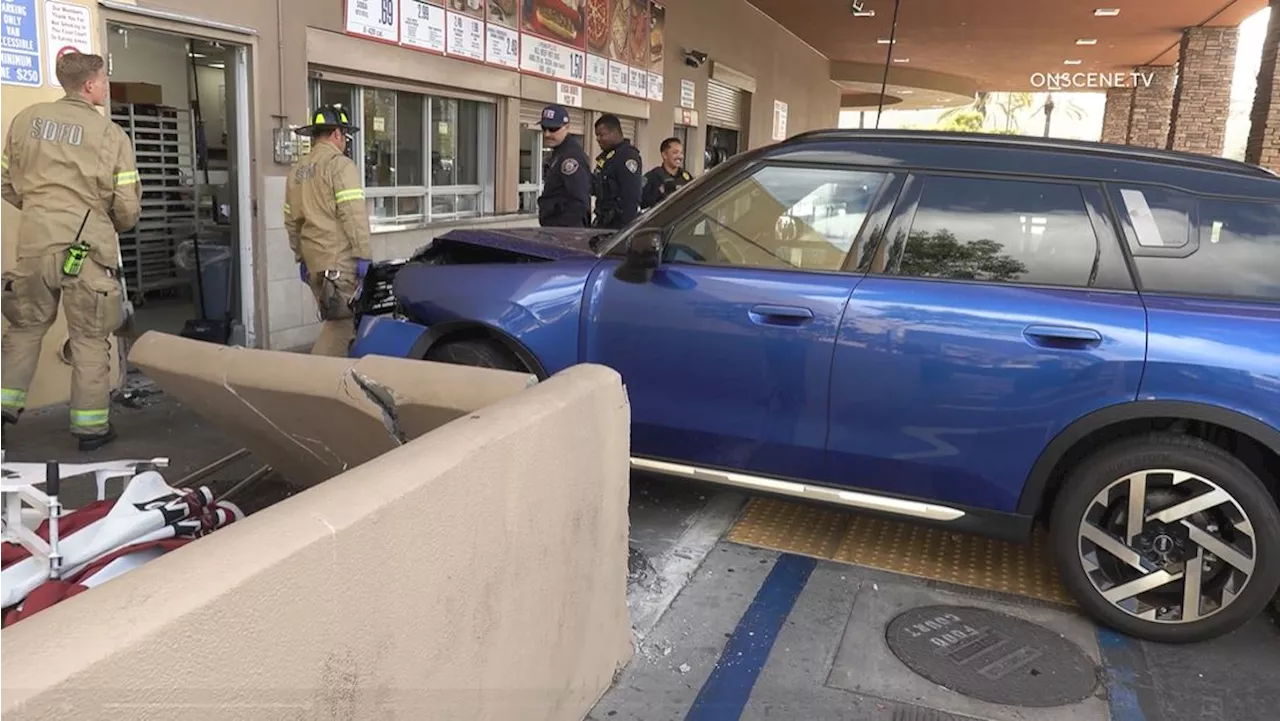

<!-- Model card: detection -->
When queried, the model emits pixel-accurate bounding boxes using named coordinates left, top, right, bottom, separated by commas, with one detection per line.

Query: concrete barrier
left=1, top=351, right=634, bottom=720
left=125, top=331, right=542, bottom=488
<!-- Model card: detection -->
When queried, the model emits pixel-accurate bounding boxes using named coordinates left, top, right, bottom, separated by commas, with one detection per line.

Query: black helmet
left=297, top=105, right=359, bottom=137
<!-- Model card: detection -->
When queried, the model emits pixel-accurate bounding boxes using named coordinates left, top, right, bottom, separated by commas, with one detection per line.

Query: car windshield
left=596, top=157, right=745, bottom=257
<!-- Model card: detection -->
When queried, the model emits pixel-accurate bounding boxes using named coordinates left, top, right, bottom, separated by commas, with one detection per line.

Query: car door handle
left=749, top=304, right=814, bottom=326
left=1023, top=324, right=1103, bottom=347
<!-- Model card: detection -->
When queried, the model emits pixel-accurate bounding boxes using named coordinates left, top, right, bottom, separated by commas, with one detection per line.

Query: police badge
left=626, top=158, right=639, bottom=173
left=561, top=158, right=580, bottom=174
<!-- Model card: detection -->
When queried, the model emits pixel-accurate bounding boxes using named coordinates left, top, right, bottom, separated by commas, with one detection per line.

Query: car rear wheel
left=1049, top=433, right=1280, bottom=643
left=424, top=338, right=525, bottom=372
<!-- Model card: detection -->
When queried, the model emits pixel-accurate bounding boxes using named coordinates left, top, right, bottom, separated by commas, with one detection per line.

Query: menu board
left=401, top=0, right=446, bottom=53
left=351, top=0, right=666, bottom=100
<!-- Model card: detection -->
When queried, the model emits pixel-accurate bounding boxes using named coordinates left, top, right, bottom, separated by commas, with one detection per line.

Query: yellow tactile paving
left=727, top=497, right=1074, bottom=606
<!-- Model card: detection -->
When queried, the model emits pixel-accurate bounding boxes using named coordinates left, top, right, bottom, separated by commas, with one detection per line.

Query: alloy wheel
left=1077, top=468, right=1257, bottom=624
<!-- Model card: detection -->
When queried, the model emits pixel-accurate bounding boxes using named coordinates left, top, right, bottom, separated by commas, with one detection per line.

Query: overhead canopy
left=748, top=1, right=1269, bottom=108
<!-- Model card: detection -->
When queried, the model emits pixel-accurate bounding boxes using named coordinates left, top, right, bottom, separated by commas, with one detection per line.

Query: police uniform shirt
left=537, top=136, right=592, bottom=228
left=640, top=165, right=693, bottom=210
left=592, top=139, right=643, bottom=229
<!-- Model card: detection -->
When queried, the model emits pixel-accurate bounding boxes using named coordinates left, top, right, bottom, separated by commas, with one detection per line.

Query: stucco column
left=1246, top=0, right=1280, bottom=173
left=1168, top=26, right=1239, bottom=155
left=1100, top=88, right=1133, bottom=144
left=1126, top=65, right=1177, bottom=148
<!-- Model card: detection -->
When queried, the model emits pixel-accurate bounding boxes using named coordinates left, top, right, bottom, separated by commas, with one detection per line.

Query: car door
left=583, top=163, right=900, bottom=481
left=824, top=172, right=1148, bottom=513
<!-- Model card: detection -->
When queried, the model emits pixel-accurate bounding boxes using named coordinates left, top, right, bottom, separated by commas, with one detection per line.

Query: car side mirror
left=614, top=228, right=663, bottom=284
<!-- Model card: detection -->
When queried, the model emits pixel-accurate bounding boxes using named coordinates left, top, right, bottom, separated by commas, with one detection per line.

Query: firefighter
left=591, top=114, right=643, bottom=230
left=1, top=52, right=140, bottom=451
left=536, top=104, right=591, bottom=228
left=283, top=105, right=371, bottom=357
left=640, top=137, right=694, bottom=210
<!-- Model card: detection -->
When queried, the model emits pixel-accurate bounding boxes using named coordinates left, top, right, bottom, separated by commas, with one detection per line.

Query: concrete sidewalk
left=592, top=541, right=1280, bottom=721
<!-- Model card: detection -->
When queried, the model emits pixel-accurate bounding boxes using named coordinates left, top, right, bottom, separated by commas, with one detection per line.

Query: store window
left=310, top=78, right=497, bottom=230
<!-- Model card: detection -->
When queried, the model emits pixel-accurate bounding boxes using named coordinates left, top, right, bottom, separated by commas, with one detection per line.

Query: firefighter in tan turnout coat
left=284, top=106, right=372, bottom=357
left=1, top=52, right=140, bottom=451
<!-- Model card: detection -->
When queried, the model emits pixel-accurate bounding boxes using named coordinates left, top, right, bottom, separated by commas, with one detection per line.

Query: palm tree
left=940, top=91, right=992, bottom=129
left=1031, top=92, right=1087, bottom=137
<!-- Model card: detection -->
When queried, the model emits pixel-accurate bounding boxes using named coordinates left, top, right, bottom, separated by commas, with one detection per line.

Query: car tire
left=424, top=338, right=525, bottom=372
left=1049, top=432, right=1280, bottom=644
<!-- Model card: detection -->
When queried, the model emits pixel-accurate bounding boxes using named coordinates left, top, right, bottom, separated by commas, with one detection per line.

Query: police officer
left=283, top=106, right=372, bottom=357
left=640, top=137, right=694, bottom=210
left=536, top=104, right=591, bottom=228
left=1, top=52, right=140, bottom=450
left=591, top=114, right=643, bottom=229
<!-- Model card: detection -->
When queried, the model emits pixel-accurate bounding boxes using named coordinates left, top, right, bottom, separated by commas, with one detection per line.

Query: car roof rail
left=785, top=128, right=1279, bottom=180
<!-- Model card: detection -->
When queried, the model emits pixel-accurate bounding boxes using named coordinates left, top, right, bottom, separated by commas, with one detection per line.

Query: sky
left=838, top=5, right=1272, bottom=157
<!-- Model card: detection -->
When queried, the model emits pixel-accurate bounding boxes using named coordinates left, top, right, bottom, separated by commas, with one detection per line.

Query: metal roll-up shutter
left=520, top=101, right=585, bottom=135
left=706, top=80, right=743, bottom=130
left=617, top=116, right=637, bottom=143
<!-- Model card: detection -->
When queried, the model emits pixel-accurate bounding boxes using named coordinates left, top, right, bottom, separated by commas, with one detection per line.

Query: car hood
left=434, top=227, right=613, bottom=260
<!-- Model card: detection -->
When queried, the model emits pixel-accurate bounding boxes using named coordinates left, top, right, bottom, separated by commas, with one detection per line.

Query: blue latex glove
left=356, top=258, right=371, bottom=279
left=298, top=261, right=309, bottom=283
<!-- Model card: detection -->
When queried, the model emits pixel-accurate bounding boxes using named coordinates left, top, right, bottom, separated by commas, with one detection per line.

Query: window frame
left=308, top=78, right=497, bottom=232
left=651, top=159, right=904, bottom=277
left=872, top=170, right=1130, bottom=292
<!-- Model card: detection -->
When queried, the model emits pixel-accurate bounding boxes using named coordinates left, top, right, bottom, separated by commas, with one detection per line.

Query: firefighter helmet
left=297, top=105, right=359, bottom=137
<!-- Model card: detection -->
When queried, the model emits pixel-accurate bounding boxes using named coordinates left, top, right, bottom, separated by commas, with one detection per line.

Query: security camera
left=684, top=50, right=708, bottom=68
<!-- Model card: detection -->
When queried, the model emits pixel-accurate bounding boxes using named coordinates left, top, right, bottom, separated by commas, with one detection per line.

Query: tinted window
left=891, top=176, right=1099, bottom=287
left=664, top=165, right=889, bottom=272
left=1110, top=186, right=1193, bottom=248
left=1132, top=196, right=1280, bottom=301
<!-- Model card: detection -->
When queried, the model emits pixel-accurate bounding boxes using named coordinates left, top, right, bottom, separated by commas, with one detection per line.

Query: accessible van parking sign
left=1, top=0, right=43, bottom=87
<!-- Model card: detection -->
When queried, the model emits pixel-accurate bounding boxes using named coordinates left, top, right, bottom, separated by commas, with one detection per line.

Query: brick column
left=1168, top=26, right=1238, bottom=155
left=1100, top=88, right=1133, bottom=144
left=1246, top=0, right=1280, bottom=172
left=1126, top=65, right=1177, bottom=148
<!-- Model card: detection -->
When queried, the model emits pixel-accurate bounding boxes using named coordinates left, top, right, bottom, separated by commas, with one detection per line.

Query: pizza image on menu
left=626, top=0, right=648, bottom=66
left=522, top=0, right=587, bottom=48
left=585, top=0, right=610, bottom=53
left=607, top=0, right=629, bottom=62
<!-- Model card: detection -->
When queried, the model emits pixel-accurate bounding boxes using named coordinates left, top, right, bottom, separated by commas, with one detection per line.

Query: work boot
left=76, top=425, right=117, bottom=452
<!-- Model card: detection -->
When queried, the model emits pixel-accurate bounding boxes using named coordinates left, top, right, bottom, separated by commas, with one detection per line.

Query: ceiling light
left=1076, top=38, right=1098, bottom=45
left=1064, top=59, right=1083, bottom=65
left=188, top=52, right=206, bottom=57
left=877, top=38, right=895, bottom=44
left=1093, top=8, right=1120, bottom=16
left=901, top=90, right=914, bottom=94
left=893, top=58, right=909, bottom=63
left=209, top=62, right=225, bottom=69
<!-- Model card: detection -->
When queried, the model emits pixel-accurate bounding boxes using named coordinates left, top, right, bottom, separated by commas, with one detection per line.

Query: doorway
left=104, top=24, right=250, bottom=345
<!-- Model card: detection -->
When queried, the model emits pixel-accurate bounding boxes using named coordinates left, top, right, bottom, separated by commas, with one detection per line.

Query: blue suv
left=350, top=130, right=1280, bottom=644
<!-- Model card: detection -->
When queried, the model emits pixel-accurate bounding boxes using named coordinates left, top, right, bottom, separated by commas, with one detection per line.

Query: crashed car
left=350, top=129, right=1280, bottom=644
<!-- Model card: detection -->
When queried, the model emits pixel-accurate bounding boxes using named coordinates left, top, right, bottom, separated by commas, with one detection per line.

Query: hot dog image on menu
left=522, top=0, right=587, bottom=49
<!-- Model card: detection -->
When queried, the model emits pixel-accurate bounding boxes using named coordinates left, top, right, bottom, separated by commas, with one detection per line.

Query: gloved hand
left=298, top=261, right=309, bottom=283
left=356, top=258, right=371, bottom=279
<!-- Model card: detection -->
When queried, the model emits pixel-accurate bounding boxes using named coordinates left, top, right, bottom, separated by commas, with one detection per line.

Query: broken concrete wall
left=1, top=363, right=633, bottom=721
left=126, top=331, right=538, bottom=488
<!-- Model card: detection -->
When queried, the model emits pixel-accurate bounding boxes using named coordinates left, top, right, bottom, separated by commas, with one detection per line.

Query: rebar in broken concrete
left=174, top=448, right=251, bottom=489
left=218, top=465, right=273, bottom=504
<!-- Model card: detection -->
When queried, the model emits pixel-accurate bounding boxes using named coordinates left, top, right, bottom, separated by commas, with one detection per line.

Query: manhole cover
left=885, top=605, right=1098, bottom=707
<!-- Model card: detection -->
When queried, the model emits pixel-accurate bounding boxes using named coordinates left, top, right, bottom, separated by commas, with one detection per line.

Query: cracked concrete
left=126, top=331, right=539, bottom=488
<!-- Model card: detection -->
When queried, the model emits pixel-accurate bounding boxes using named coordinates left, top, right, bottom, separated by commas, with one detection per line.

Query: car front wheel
left=1050, top=433, right=1280, bottom=644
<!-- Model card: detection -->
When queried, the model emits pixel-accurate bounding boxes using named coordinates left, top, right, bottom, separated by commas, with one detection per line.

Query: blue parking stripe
left=684, top=553, right=817, bottom=721
left=1097, top=628, right=1156, bottom=721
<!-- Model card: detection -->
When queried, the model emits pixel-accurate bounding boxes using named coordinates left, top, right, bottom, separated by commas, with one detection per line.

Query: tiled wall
left=259, top=175, right=538, bottom=350
left=1126, top=65, right=1177, bottom=149
left=1100, top=88, right=1133, bottom=144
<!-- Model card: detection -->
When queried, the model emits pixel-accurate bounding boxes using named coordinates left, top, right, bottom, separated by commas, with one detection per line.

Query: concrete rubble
left=126, top=331, right=539, bottom=488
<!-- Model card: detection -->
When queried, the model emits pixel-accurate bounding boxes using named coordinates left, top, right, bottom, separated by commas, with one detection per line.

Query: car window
left=1126, top=194, right=1280, bottom=301
left=664, top=165, right=889, bottom=272
left=889, top=175, right=1100, bottom=287
left=1109, top=185, right=1194, bottom=249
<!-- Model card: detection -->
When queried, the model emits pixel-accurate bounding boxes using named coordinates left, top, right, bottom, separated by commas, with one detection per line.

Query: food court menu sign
left=344, top=0, right=664, bottom=100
